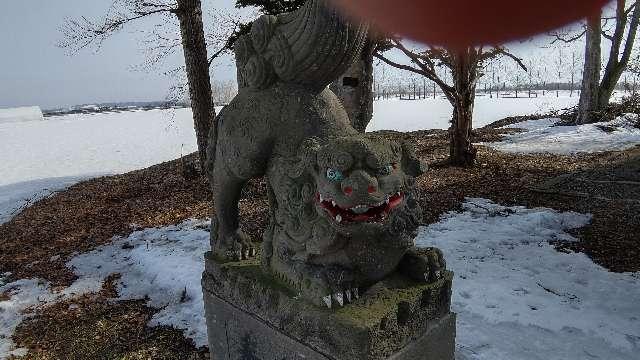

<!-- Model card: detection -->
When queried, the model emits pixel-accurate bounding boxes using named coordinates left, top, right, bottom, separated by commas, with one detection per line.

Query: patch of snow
left=2, top=200, right=639, bottom=359
left=0, top=219, right=210, bottom=357
left=484, top=114, right=640, bottom=154
left=68, top=219, right=211, bottom=347
left=415, top=198, right=640, bottom=360
left=0, top=279, right=55, bottom=359
left=0, top=275, right=103, bottom=359
left=0, top=107, right=43, bottom=124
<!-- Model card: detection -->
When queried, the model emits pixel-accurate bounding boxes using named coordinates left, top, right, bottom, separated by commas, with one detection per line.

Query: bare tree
left=553, top=0, right=640, bottom=123
left=212, top=79, right=238, bottom=105
left=578, top=14, right=602, bottom=123
left=375, top=40, right=526, bottom=166
left=59, top=0, right=236, bottom=169
left=599, top=0, right=640, bottom=106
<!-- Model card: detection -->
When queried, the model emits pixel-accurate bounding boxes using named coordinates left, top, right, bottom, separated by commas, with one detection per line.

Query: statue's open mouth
left=315, top=192, right=404, bottom=223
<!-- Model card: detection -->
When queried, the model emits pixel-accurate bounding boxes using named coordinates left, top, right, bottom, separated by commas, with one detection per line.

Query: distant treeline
left=43, top=101, right=190, bottom=117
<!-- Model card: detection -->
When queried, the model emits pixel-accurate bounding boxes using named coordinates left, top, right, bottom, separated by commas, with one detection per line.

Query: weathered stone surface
left=205, top=0, right=445, bottom=308
left=202, top=252, right=455, bottom=360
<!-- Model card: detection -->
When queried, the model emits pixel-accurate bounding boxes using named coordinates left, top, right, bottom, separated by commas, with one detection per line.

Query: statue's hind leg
left=211, top=164, right=255, bottom=260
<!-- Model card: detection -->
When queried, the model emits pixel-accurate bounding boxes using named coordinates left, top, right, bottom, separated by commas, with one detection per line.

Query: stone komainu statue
left=206, top=0, right=446, bottom=308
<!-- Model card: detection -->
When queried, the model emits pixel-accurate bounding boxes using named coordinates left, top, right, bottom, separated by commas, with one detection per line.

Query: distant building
left=0, top=106, right=44, bottom=123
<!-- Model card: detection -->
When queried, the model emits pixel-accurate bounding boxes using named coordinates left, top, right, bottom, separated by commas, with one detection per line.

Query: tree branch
left=549, top=29, right=587, bottom=44
left=58, top=1, right=176, bottom=54
left=497, top=49, right=528, bottom=72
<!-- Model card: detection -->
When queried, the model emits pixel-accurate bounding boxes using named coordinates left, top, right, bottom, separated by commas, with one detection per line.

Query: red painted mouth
left=315, top=192, right=404, bottom=224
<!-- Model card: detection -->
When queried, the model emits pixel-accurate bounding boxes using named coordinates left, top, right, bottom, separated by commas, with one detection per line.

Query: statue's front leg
left=271, top=254, right=358, bottom=308
left=211, top=165, right=255, bottom=260
left=398, top=247, right=447, bottom=283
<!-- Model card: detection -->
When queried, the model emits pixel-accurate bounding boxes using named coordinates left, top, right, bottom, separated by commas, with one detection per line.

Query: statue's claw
left=320, top=288, right=356, bottom=308
left=345, top=289, right=352, bottom=303
left=322, top=295, right=333, bottom=308
left=332, top=292, right=344, bottom=306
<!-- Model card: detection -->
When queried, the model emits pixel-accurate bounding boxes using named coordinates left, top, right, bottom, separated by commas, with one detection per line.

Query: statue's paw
left=236, top=231, right=256, bottom=260
left=215, top=230, right=256, bottom=261
left=301, top=269, right=358, bottom=309
left=399, top=247, right=447, bottom=284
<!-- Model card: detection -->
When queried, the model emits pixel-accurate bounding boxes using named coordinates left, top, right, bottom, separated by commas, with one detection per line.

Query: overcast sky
left=0, top=0, right=587, bottom=110
left=0, top=0, right=242, bottom=110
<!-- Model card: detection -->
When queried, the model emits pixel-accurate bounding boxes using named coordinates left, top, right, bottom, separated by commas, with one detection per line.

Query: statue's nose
left=342, top=170, right=378, bottom=196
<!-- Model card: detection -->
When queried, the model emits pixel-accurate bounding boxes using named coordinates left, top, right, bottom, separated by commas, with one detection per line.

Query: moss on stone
left=209, top=251, right=297, bottom=298
left=335, top=271, right=453, bottom=328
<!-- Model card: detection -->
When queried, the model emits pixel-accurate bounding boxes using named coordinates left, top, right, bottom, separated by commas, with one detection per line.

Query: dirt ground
left=2, top=123, right=639, bottom=359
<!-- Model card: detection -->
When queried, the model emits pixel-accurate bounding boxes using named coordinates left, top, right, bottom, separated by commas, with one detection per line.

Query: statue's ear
left=401, top=142, right=427, bottom=177
left=289, top=137, right=321, bottom=178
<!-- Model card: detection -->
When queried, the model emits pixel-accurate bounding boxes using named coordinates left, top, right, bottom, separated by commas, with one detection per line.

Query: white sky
left=0, top=0, right=600, bottom=110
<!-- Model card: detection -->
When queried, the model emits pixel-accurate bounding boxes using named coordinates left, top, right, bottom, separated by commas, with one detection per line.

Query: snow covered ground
left=0, top=108, right=198, bottom=188
left=0, top=108, right=200, bottom=224
left=0, top=219, right=212, bottom=358
left=416, top=199, right=639, bottom=360
left=2, top=199, right=638, bottom=359
left=368, top=92, right=580, bottom=132
left=0, top=92, right=630, bottom=223
left=483, top=114, right=640, bottom=154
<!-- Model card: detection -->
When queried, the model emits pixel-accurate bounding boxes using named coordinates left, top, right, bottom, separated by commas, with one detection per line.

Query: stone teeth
left=335, top=214, right=342, bottom=223
left=332, top=292, right=344, bottom=306
left=345, top=290, right=352, bottom=303
left=322, top=295, right=332, bottom=308
left=319, top=194, right=324, bottom=202
left=385, top=197, right=390, bottom=204
left=331, top=200, right=336, bottom=207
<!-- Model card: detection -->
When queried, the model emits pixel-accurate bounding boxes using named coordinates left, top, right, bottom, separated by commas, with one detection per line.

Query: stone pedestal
left=202, top=252, right=456, bottom=360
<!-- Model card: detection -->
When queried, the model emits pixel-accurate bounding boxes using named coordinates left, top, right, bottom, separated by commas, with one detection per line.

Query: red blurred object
left=332, top=0, right=610, bottom=48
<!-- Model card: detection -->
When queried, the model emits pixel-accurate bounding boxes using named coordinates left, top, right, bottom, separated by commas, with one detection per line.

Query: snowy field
left=2, top=199, right=638, bottom=359
left=0, top=94, right=585, bottom=224
left=0, top=107, right=43, bottom=124
left=367, top=91, right=581, bottom=132
left=0, top=108, right=199, bottom=187
left=0, top=108, right=201, bottom=223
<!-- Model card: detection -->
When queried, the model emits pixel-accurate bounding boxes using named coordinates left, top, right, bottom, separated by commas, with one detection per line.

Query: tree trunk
left=330, top=39, right=375, bottom=132
left=577, top=14, right=602, bottom=124
left=448, top=50, right=477, bottom=166
left=176, top=0, right=215, bottom=168
left=598, top=0, right=640, bottom=108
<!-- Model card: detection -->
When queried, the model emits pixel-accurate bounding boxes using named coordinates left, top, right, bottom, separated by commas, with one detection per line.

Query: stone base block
left=202, top=252, right=456, bottom=360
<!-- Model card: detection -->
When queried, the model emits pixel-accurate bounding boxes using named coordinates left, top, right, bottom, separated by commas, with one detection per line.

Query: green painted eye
left=326, top=168, right=345, bottom=182
left=378, top=164, right=394, bottom=176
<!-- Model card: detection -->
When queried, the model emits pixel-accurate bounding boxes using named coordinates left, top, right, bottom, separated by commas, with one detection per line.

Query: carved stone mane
left=234, top=0, right=368, bottom=91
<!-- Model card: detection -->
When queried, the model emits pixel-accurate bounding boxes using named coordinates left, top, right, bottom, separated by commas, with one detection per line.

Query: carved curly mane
left=234, top=0, right=368, bottom=91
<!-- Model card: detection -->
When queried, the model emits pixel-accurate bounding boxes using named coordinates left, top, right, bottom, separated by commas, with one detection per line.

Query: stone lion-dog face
left=313, top=136, right=413, bottom=231
left=259, top=135, right=446, bottom=308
